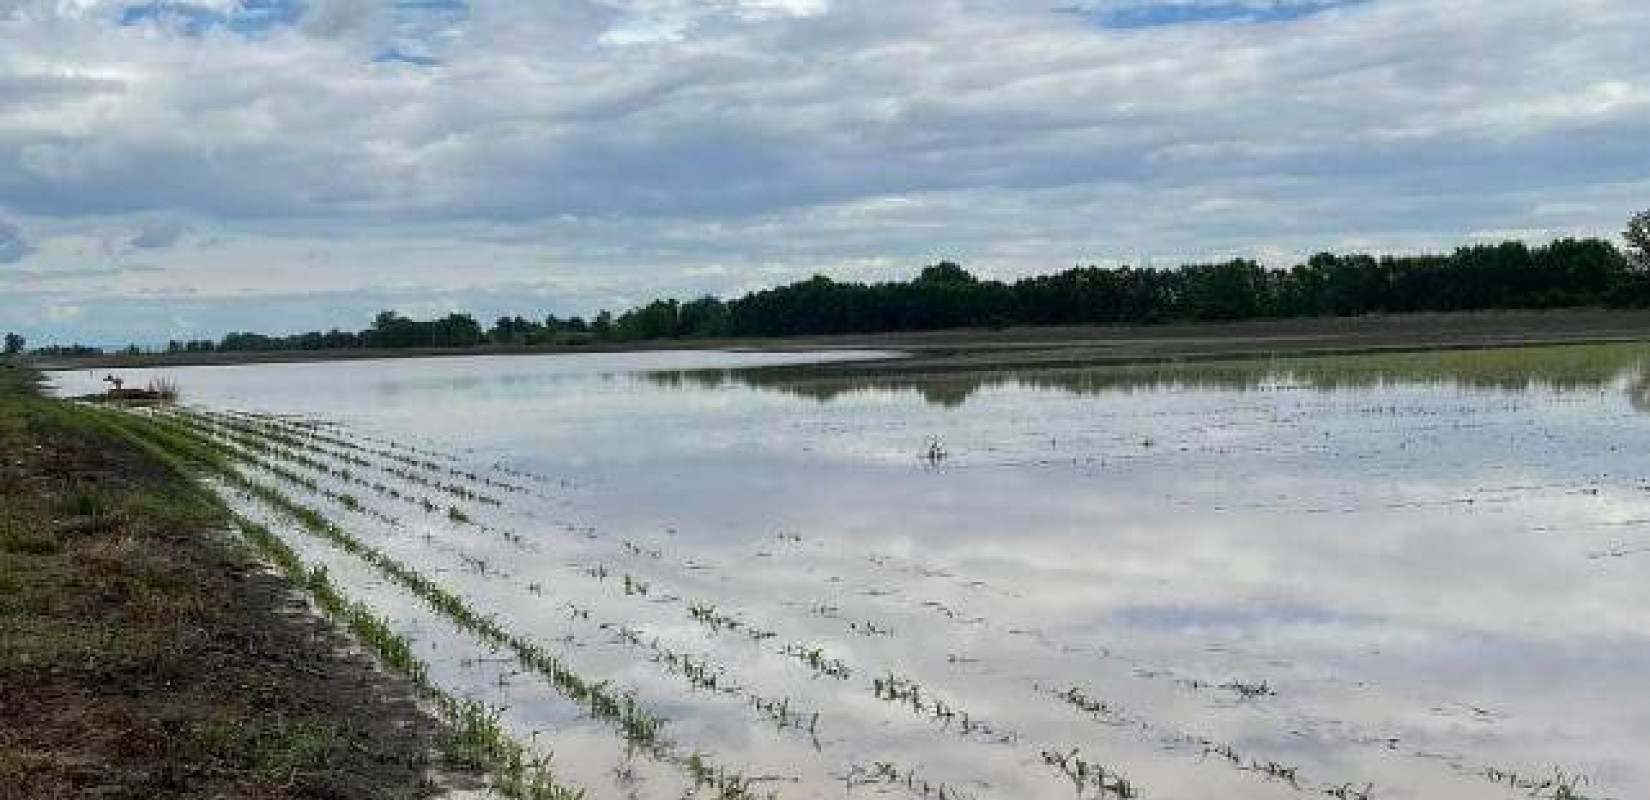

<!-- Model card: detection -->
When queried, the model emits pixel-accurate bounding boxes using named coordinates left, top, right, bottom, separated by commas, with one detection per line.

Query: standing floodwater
left=53, top=344, right=1650, bottom=800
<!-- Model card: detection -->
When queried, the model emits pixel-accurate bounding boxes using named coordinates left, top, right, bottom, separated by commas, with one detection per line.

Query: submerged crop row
left=176, top=409, right=852, bottom=749
left=112, top=404, right=1045, bottom=797
left=156, top=405, right=1154, bottom=798
left=91, top=404, right=780, bottom=800
left=185, top=409, right=510, bottom=507
left=227, top=409, right=530, bottom=498
left=139, top=404, right=1403, bottom=800
left=76, top=404, right=583, bottom=800
left=97, top=399, right=1607, bottom=800
left=237, top=517, right=585, bottom=800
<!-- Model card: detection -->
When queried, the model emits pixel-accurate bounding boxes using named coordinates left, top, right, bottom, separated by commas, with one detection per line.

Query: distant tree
left=166, top=233, right=1650, bottom=351
left=31, top=344, right=101, bottom=357
left=367, top=310, right=421, bottom=348
left=916, top=261, right=977, bottom=284
left=489, top=315, right=538, bottom=345
left=677, top=296, right=730, bottom=337
left=615, top=300, right=681, bottom=340
left=429, top=313, right=484, bottom=348
left=3, top=332, right=24, bottom=356
left=1180, top=260, right=1270, bottom=320
left=1627, top=209, right=1650, bottom=271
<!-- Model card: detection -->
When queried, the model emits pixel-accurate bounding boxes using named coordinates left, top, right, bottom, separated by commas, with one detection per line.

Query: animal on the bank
left=102, top=374, right=169, bottom=401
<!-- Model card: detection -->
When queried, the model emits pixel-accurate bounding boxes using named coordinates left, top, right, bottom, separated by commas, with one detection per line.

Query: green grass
left=180, top=718, right=361, bottom=785
left=0, top=516, right=62, bottom=556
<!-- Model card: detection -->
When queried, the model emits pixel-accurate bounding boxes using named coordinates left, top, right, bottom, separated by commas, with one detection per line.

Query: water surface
left=53, top=344, right=1650, bottom=800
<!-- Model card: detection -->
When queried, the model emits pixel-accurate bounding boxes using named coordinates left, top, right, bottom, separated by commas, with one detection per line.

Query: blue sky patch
left=120, top=0, right=305, bottom=37
left=1084, top=1, right=1365, bottom=29
left=391, top=0, right=467, bottom=11
left=372, top=46, right=442, bottom=67
left=375, top=0, right=466, bottom=66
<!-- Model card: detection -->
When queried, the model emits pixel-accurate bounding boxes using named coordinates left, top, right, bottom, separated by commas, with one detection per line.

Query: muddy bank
left=737, top=308, right=1650, bottom=378
left=0, top=364, right=470, bottom=799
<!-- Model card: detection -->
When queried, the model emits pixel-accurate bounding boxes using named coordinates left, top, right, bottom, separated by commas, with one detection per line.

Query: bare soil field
left=758, top=308, right=1650, bottom=376
left=39, top=308, right=1650, bottom=375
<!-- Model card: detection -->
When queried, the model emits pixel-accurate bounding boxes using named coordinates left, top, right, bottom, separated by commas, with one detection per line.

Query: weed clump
left=0, top=518, right=62, bottom=556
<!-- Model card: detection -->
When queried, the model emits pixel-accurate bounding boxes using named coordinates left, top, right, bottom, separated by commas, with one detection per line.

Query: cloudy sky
left=0, top=0, right=1645, bottom=344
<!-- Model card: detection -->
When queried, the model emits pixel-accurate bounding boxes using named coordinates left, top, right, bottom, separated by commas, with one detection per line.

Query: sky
left=0, top=0, right=1645, bottom=345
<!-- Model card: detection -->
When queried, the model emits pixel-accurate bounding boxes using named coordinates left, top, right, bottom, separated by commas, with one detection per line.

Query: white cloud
left=0, top=0, right=1645, bottom=342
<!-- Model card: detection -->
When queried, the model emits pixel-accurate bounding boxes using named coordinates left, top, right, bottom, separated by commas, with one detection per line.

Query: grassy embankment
left=0, top=363, right=492, bottom=799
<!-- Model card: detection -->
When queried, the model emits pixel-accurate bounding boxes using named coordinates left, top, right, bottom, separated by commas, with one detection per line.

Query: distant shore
left=31, top=307, right=1650, bottom=375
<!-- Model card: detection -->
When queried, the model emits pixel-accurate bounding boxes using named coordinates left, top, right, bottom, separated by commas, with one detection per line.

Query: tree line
left=201, top=229, right=1650, bottom=352
left=9, top=213, right=1650, bottom=357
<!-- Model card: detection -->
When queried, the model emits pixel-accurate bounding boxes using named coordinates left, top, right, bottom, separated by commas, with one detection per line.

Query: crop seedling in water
left=845, top=761, right=975, bottom=800
left=1053, top=686, right=1127, bottom=723
left=232, top=519, right=582, bottom=800
left=922, top=437, right=948, bottom=466
left=683, top=600, right=777, bottom=641
left=1042, top=748, right=1137, bottom=799
left=1485, top=766, right=1593, bottom=800
left=850, top=619, right=893, bottom=636
left=684, top=753, right=776, bottom=800
left=1254, top=760, right=1299, bottom=787
left=1049, top=682, right=1333, bottom=792
left=93, top=412, right=788, bottom=799
left=749, top=694, right=821, bottom=735
left=1218, top=679, right=1274, bottom=699
left=781, top=643, right=851, bottom=679
left=1327, top=783, right=1374, bottom=800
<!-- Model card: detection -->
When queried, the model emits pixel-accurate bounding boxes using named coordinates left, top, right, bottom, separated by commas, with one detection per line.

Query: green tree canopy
left=93, top=228, right=1645, bottom=358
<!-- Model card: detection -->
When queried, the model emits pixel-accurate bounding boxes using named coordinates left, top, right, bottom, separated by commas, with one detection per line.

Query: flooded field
left=51, top=344, right=1650, bottom=800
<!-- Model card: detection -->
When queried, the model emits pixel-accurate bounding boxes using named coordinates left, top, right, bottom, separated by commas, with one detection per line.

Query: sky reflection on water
left=51, top=343, right=1650, bottom=799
